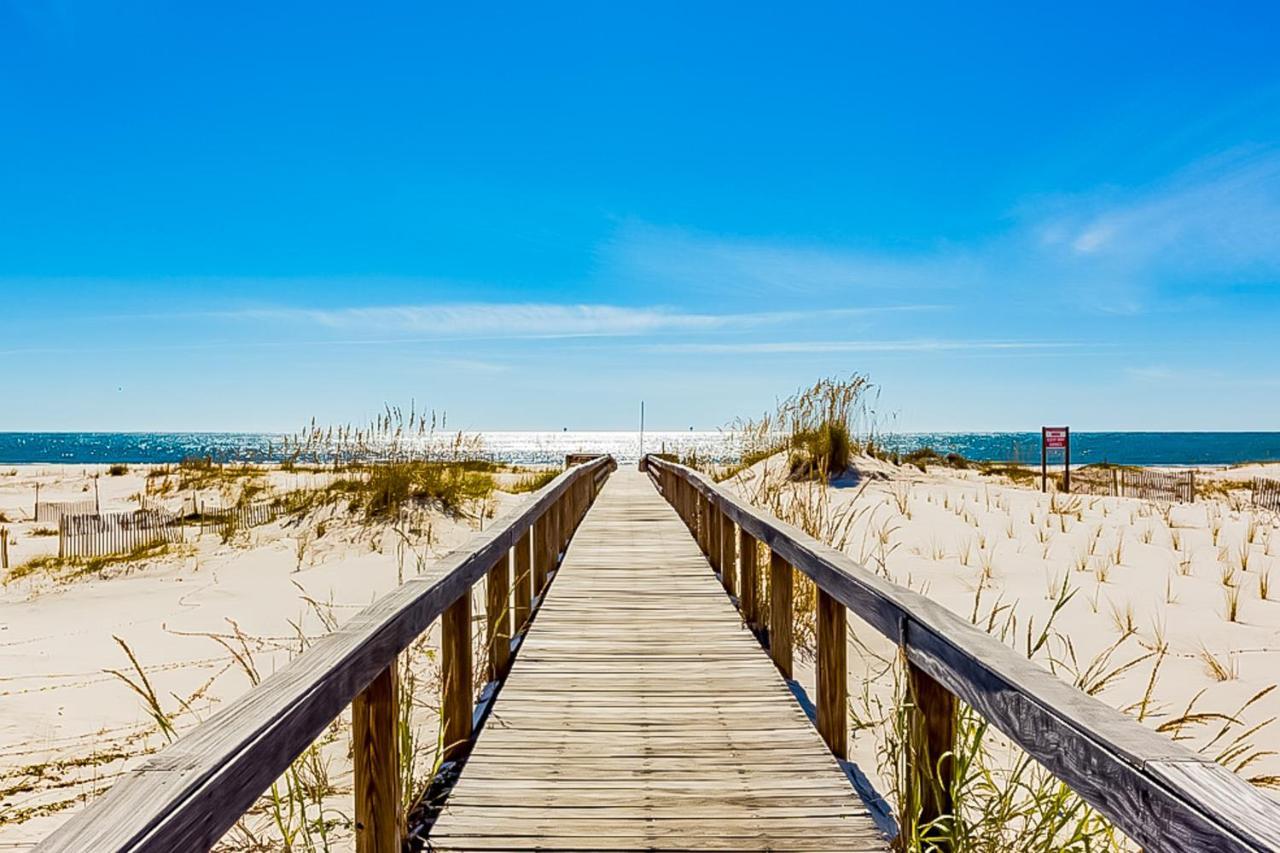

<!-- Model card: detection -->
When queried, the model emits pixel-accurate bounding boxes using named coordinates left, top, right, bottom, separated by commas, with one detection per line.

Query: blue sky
left=2, top=1, right=1279, bottom=431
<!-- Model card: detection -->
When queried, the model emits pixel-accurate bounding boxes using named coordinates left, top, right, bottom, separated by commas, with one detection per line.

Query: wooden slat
left=769, top=551, right=793, bottom=679
left=442, top=587, right=473, bottom=764
left=430, top=471, right=887, bottom=852
left=352, top=663, right=402, bottom=853
left=816, top=589, right=847, bottom=759
left=485, top=554, right=510, bottom=681
left=646, top=457, right=1280, bottom=853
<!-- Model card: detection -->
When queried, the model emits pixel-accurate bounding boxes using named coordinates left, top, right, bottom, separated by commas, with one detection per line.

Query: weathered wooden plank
left=739, top=528, right=758, bottom=629
left=816, top=589, right=847, bottom=759
left=513, top=529, right=532, bottom=633
left=485, top=553, right=511, bottom=681
left=441, top=588, right=473, bottom=764
left=646, top=457, right=1280, bottom=853
left=352, top=663, right=402, bottom=853
left=769, top=551, right=793, bottom=679
left=429, top=471, right=887, bottom=851
left=720, top=508, right=736, bottom=595
left=906, top=659, right=954, bottom=847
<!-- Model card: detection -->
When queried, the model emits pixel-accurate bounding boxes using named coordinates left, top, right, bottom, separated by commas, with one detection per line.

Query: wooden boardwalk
left=430, top=470, right=888, bottom=851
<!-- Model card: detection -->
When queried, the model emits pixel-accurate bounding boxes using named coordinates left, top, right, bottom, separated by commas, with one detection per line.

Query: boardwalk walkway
left=430, top=470, right=888, bottom=851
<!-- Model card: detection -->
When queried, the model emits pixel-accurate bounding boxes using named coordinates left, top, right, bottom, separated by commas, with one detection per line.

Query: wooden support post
left=816, top=590, right=848, bottom=758
left=513, top=529, right=532, bottom=632
left=485, top=553, right=511, bottom=681
left=353, top=663, right=402, bottom=853
left=441, top=591, right=473, bottom=764
left=738, top=528, right=757, bottom=628
left=769, top=551, right=793, bottom=678
left=720, top=510, right=736, bottom=595
left=708, top=501, right=721, bottom=572
left=533, top=513, right=551, bottom=594
left=907, top=659, right=957, bottom=843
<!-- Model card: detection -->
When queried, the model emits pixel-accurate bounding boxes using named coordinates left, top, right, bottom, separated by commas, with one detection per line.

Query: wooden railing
left=35, top=455, right=615, bottom=853
left=645, top=456, right=1280, bottom=853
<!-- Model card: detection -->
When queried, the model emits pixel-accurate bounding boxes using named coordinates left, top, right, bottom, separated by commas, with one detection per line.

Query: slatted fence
left=58, top=510, right=185, bottom=559
left=198, top=500, right=277, bottom=533
left=1069, top=467, right=1195, bottom=502
left=1254, top=477, right=1280, bottom=513
left=35, top=498, right=99, bottom=523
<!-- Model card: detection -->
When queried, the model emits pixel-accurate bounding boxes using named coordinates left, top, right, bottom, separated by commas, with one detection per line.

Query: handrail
left=36, top=455, right=616, bottom=853
left=645, top=455, right=1280, bottom=853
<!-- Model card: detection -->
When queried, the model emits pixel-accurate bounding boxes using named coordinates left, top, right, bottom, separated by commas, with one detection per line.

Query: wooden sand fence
left=1069, top=467, right=1195, bottom=502
left=198, top=499, right=278, bottom=534
left=35, top=497, right=99, bottom=523
left=1253, top=477, right=1280, bottom=513
left=1, top=527, right=8, bottom=570
left=58, top=510, right=185, bottom=559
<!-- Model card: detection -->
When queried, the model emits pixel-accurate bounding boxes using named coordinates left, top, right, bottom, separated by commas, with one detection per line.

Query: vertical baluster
left=353, top=663, right=402, bottom=852
left=513, top=529, right=532, bottom=632
left=720, top=510, right=736, bottom=596
left=816, top=590, right=847, bottom=758
left=907, top=656, right=957, bottom=845
left=441, top=590, right=472, bottom=764
left=769, top=551, right=793, bottom=678
left=738, top=528, right=757, bottom=629
left=485, top=553, right=511, bottom=681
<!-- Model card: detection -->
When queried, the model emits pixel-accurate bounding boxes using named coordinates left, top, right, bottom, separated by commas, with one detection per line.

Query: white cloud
left=219, top=302, right=936, bottom=338
left=650, top=339, right=1089, bottom=355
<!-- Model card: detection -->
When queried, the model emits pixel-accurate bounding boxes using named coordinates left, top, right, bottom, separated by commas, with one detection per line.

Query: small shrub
left=107, top=464, right=129, bottom=477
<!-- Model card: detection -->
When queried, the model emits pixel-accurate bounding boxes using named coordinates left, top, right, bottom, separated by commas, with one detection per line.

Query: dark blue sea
left=1, top=431, right=1278, bottom=467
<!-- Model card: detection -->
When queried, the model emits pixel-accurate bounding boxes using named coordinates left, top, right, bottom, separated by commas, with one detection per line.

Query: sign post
left=1041, top=427, right=1070, bottom=493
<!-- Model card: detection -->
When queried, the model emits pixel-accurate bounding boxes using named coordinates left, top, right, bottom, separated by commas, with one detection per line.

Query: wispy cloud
left=603, top=221, right=980, bottom=298
left=214, top=302, right=938, bottom=338
left=648, top=339, right=1091, bottom=355
left=1034, top=147, right=1280, bottom=275
left=605, top=148, right=1280, bottom=314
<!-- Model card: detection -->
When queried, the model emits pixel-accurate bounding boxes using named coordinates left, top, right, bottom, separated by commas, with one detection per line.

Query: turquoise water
left=1, top=431, right=1278, bottom=466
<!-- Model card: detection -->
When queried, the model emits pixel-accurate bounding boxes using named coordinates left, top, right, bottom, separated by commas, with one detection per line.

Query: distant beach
left=1, top=430, right=1279, bottom=466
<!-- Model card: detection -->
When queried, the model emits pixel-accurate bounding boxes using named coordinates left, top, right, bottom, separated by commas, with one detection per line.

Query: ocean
left=1, top=431, right=1279, bottom=467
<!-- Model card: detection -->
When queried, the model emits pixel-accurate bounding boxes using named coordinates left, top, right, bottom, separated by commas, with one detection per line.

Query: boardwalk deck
left=430, top=470, right=888, bottom=851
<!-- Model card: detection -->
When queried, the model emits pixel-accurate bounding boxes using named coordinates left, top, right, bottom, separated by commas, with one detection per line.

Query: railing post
left=719, top=509, right=736, bottom=596
left=906, top=656, right=957, bottom=845
left=708, top=500, right=721, bottom=572
left=769, top=551, right=793, bottom=678
left=353, top=663, right=402, bottom=853
left=534, top=511, right=551, bottom=594
left=738, top=528, right=757, bottom=629
left=513, top=529, right=532, bottom=632
left=485, top=553, right=511, bottom=681
left=441, top=590, right=472, bottom=764
left=816, top=590, right=848, bottom=758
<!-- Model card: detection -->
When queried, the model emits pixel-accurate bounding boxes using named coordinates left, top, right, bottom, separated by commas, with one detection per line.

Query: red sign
left=1044, top=428, right=1068, bottom=450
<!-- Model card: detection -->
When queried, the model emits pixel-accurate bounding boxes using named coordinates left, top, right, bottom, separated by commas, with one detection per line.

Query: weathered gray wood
left=430, top=471, right=888, bottom=851
left=35, top=457, right=613, bottom=853
left=738, top=528, right=758, bottom=630
left=769, top=551, right=793, bottom=679
left=485, top=553, right=511, bottom=681
left=513, top=529, right=533, bottom=633
left=441, top=582, right=473, bottom=765
left=645, top=457, right=1280, bottom=853
left=719, top=509, right=736, bottom=596
left=906, top=659, right=954, bottom=847
left=816, top=589, right=847, bottom=759
left=352, top=663, right=402, bottom=853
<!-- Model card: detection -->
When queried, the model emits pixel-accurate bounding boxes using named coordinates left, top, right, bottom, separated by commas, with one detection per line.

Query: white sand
left=0, top=464, right=500, bottom=847
left=724, top=455, right=1280, bottom=812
